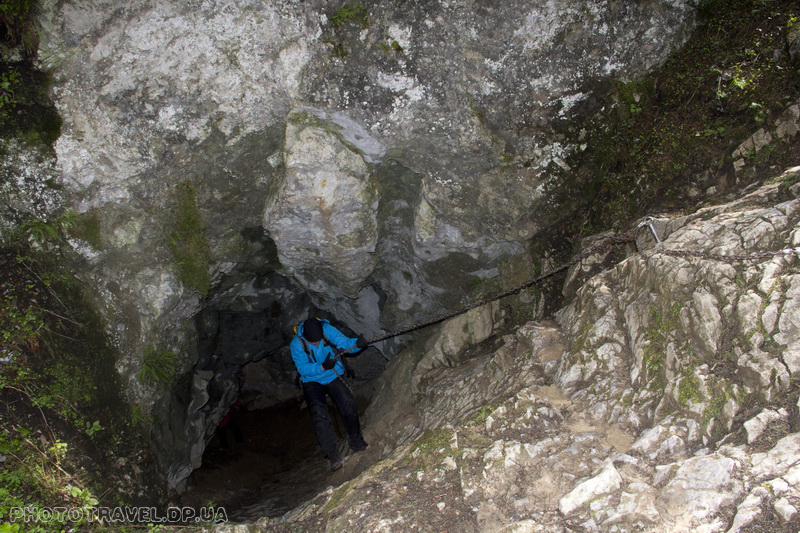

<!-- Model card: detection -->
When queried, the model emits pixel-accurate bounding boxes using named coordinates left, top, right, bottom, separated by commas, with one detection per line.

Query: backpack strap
left=299, top=336, right=314, bottom=363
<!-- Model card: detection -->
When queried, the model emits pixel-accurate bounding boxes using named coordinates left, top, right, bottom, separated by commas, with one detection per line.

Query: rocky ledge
left=206, top=166, right=800, bottom=532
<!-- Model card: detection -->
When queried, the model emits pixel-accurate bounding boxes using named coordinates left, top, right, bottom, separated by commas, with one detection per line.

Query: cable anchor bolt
left=637, top=216, right=661, bottom=243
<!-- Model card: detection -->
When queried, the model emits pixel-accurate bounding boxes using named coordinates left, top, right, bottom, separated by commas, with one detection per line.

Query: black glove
left=321, top=356, right=336, bottom=371
left=344, top=365, right=355, bottom=379
left=356, top=334, right=369, bottom=349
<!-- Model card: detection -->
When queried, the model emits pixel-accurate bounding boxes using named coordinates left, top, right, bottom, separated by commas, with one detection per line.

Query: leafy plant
left=67, top=485, right=98, bottom=508
left=0, top=70, right=20, bottom=116
left=0, top=429, right=98, bottom=532
left=579, top=0, right=800, bottom=233
left=20, top=210, right=78, bottom=244
left=131, top=404, right=144, bottom=427
left=137, top=345, right=177, bottom=385
left=1, top=299, right=44, bottom=354
left=750, top=101, right=766, bottom=123
left=84, top=420, right=103, bottom=436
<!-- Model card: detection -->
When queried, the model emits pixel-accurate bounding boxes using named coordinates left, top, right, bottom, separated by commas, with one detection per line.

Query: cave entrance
left=179, top=379, right=374, bottom=520
left=184, top=268, right=389, bottom=518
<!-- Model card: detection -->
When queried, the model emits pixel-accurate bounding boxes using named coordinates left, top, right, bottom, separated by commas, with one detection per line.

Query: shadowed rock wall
left=35, top=0, right=696, bottom=488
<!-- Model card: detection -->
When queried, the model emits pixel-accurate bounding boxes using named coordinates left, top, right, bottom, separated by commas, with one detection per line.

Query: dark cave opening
left=180, top=387, right=374, bottom=520
left=182, top=295, right=388, bottom=519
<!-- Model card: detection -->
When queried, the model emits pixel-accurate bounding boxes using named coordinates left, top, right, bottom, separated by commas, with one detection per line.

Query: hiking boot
left=330, top=458, right=344, bottom=472
left=350, top=439, right=368, bottom=452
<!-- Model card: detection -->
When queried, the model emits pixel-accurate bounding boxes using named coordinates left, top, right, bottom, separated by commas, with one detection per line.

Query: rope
left=650, top=248, right=800, bottom=262
left=366, top=228, right=639, bottom=345
left=331, top=344, right=358, bottom=395
left=364, top=224, right=800, bottom=346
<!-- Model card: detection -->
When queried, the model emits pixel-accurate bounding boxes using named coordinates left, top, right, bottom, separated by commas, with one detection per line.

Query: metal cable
left=365, top=224, right=799, bottom=346
left=367, top=228, right=639, bottom=345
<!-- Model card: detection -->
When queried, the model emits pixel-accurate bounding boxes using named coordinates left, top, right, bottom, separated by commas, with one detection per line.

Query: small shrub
left=0, top=70, right=20, bottom=116
left=137, top=345, right=177, bottom=386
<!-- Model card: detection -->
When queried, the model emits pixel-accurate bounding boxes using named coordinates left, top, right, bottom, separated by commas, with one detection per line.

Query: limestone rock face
left=556, top=169, right=800, bottom=437
left=0, top=140, right=61, bottom=237
left=264, top=112, right=379, bottom=298
left=302, top=0, right=696, bottom=249
left=258, top=171, right=800, bottom=533
left=34, top=0, right=697, bottom=490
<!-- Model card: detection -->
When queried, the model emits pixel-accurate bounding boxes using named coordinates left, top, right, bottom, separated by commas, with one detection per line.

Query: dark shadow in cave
left=179, top=386, right=373, bottom=520
left=184, top=266, right=389, bottom=519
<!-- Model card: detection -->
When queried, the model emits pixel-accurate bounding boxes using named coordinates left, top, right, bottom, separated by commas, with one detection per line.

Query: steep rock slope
left=225, top=167, right=800, bottom=532
left=33, top=0, right=696, bottom=488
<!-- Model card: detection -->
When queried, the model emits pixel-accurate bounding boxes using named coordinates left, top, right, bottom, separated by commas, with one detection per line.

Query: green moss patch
left=642, top=303, right=683, bottom=389
left=0, top=64, right=62, bottom=148
left=168, top=182, right=211, bottom=297
left=329, top=1, right=368, bottom=29
left=68, top=211, right=103, bottom=250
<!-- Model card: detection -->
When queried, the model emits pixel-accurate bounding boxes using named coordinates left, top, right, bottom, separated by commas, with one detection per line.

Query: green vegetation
left=323, top=2, right=369, bottom=58
left=410, top=429, right=457, bottom=471
left=379, top=38, right=403, bottom=55
left=466, top=274, right=498, bottom=299
left=0, top=239, right=146, bottom=532
left=323, top=481, right=353, bottom=513
left=701, top=377, right=732, bottom=433
left=0, top=0, right=61, bottom=148
left=468, top=405, right=495, bottom=426
left=19, top=210, right=77, bottom=245
left=0, top=0, right=38, bottom=55
left=642, top=303, right=682, bottom=389
left=677, top=369, right=703, bottom=407
left=167, top=182, right=211, bottom=297
left=578, top=0, right=800, bottom=232
left=414, top=429, right=452, bottom=454
left=0, top=69, right=20, bottom=116
left=136, top=345, right=177, bottom=386
left=329, top=1, right=368, bottom=29
left=570, top=322, right=593, bottom=353
left=0, top=0, right=126, bottom=515
left=0, top=2, right=157, bottom=529
left=0, top=429, right=99, bottom=532
left=68, top=211, right=103, bottom=250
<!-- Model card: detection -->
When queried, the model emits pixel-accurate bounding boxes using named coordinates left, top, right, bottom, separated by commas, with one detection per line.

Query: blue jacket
left=291, top=320, right=358, bottom=385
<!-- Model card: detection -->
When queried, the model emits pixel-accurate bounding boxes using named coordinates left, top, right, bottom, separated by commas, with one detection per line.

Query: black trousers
left=302, top=378, right=364, bottom=461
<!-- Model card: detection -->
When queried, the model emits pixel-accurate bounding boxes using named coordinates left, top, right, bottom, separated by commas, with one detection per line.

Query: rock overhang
left=35, top=0, right=699, bottom=491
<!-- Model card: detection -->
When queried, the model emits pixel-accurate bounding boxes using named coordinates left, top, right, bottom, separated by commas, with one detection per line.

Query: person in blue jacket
left=291, top=317, right=369, bottom=471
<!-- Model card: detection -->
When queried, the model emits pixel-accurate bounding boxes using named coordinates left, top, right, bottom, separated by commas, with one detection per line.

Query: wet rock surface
left=32, top=0, right=697, bottom=488
left=204, top=170, right=800, bottom=532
